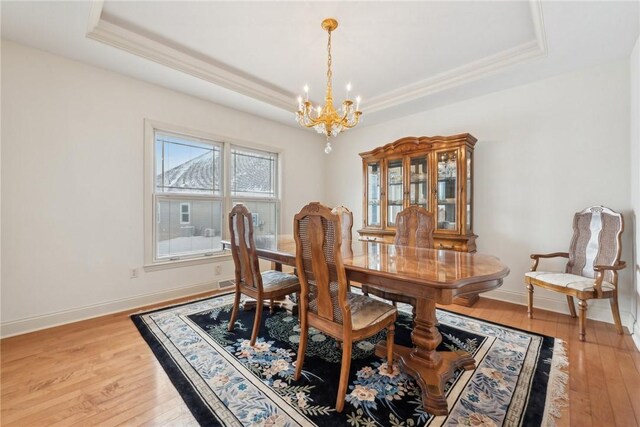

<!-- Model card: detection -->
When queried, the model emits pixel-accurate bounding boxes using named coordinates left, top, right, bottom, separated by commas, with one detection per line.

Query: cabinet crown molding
left=359, top=133, right=477, bottom=158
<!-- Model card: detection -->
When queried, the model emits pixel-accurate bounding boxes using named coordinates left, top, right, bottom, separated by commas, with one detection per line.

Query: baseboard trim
left=484, top=288, right=635, bottom=333
left=0, top=277, right=233, bottom=338
left=632, top=321, right=640, bottom=352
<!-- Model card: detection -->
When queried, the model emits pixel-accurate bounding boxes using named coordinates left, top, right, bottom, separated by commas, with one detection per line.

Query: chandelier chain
left=326, top=30, right=332, bottom=96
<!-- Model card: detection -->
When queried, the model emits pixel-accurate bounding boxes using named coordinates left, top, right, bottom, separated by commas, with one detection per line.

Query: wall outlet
left=214, top=265, right=222, bottom=276
left=130, top=268, right=139, bottom=279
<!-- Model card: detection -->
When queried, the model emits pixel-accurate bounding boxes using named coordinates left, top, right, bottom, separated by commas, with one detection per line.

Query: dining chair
left=524, top=206, right=626, bottom=341
left=293, top=202, right=397, bottom=412
left=362, top=206, right=435, bottom=311
left=331, top=205, right=353, bottom=244
left=227, top=204, right=300, bottom=346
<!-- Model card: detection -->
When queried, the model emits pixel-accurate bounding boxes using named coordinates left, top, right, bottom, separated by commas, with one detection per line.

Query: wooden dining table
left=220, top=236, right=510, bottom=415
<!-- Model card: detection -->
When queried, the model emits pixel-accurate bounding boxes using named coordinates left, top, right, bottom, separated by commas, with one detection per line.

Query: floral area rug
left=131, top=293, right=567, bottom=427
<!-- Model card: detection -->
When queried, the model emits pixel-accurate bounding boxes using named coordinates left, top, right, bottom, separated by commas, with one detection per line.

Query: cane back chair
left=362, top=206, right=435, bottom=308
left=227, top=204, right=300, bottom=346
left=331, top=205, right=353, bottom=244
left=524, top=206, right=626, bottom=341
left=293, top=202, right=397, bottom=412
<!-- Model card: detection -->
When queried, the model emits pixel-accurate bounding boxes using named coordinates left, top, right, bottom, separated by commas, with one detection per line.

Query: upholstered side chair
left=362, top=206, right=435, bottom=310
left=524, top=206, right=626, bottom=341
left=227, top=204, right=300, bottom=346
left=293, top=202, right=397, bottom=412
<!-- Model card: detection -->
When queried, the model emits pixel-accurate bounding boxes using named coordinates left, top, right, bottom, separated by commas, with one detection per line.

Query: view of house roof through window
left=155, top=133, right=221, bottom=194
left=151, top=129, right=279, bottom=263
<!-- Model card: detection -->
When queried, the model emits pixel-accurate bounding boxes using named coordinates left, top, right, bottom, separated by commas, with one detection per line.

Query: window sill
left=144, top=252, right=232, bottom=272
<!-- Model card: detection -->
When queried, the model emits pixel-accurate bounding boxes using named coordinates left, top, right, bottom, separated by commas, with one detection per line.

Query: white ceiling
left=2, top=1, right=638, bottom=130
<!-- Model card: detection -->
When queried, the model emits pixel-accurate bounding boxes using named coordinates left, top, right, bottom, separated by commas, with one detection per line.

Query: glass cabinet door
left=366, top=162, right=381, bottom=227
left=436, top=150, right=458, bottom=231
left=409, top=156, right=428, bottom=209
left=386, top=159, right=404, bottom=227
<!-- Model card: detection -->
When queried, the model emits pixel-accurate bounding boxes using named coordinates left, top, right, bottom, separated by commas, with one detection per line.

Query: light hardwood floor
left=2, top=293, right=639, bottom=426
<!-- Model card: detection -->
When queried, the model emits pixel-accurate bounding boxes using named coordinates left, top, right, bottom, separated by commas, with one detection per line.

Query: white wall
left=630, top=35, right=640, bottom=347
left=0, top=41, right=325, bottom=336
left=326, top=60, right=634, bottom=329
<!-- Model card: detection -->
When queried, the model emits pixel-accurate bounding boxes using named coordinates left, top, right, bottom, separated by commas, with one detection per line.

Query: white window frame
left=229, top=144, right=280, bottom=240
left=144, top=120, right=282, bottom=271
left=179, top=203, right=191, bottom=224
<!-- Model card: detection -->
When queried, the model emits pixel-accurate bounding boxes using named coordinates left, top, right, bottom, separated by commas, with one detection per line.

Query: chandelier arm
left=342, top=112, right=362, bottom=129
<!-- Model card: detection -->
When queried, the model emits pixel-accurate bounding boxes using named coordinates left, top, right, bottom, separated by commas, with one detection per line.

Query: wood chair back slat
left=229, top=204, right=262, bottom=290
left=332, top=206, right=353, bottom=244
left=394, top=206, right=434, bottom=248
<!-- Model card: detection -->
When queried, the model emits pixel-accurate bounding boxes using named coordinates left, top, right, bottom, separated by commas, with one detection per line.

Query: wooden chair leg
left=336, top=338, right=352, bottom=413
left=228, top=287, right=241, bottom=332
left=294, top=313, right=308, bottom=381
left=610, top=295, right=624, bottom=335
left=362, top=285, right=369, bottom=297
left=578, top=299, right=588, bottom=341
left=269, top=298, right=275, bottom=314
left=250, top=298, right=263, bottom=346
left=386, top=323, right=395, bottom=371
left=526, top=283, right=534, bottom=319
left=566, top=296, right=577, bottom=318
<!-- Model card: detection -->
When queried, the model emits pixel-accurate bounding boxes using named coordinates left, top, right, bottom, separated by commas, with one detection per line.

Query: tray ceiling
left=2, top=1, right=638, bottom=128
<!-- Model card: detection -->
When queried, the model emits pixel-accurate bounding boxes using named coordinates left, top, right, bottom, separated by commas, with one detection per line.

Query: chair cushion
left=525, top=271, right=614, bottom=292
left=309, top=290, right=396, bottom=331
left=260, top=270, right=299, bottom=292
left=349, top=293, right=397, bottom=330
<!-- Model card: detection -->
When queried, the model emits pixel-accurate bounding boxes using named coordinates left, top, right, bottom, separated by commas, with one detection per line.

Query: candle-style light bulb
left=303, top=85, right=309, bottom=102
left=297, top=96, right=302, bottom=110
left=356, top=96, right=361, bottom=111
left=346, top=82, right=352, bottom=98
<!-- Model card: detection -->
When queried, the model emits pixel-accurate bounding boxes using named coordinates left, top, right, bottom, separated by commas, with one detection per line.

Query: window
left=145, top=121, right=280, bottom=267
left=154, top=132, right=223, bottom=261
left=230, top=147, right=279, bottom=248
left=180, top=203, right=191, bottom=224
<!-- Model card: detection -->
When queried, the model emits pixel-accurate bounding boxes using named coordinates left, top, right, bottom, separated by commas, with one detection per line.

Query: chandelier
left=296, top=18, right=362, bottom=154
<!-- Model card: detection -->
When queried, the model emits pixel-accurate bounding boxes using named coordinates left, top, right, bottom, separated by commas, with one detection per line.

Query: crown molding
left=86, top=2, right=295, bottom=111
left=86, top=1, right=548, bottom=117
left=365, top=0, right=548, bottom=113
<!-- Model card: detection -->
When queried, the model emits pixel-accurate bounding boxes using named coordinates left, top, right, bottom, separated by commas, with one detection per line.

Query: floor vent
left=218, top=279, right=235, bottom=288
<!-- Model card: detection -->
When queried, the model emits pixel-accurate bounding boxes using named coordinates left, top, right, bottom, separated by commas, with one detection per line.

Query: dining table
left=220, top=236, right=510, bottom=415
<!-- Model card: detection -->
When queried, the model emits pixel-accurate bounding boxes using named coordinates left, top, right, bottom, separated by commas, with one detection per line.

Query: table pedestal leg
left=375, top=297, right=475, bottom=415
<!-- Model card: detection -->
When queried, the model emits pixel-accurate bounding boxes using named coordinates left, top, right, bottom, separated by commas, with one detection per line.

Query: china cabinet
left=358, top=134, right=479, bottom=305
